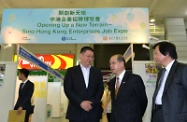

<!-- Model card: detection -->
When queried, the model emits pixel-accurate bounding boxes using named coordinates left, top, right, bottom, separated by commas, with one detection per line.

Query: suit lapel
left=87, top=67, right=93, bottom=89
left=115, top=72, right=129, bottom=100
left=77, top=65, right=87, bottom=89
left=163, top=61, right=178, bottom=95
left=111, top=78, right=116, bottom=101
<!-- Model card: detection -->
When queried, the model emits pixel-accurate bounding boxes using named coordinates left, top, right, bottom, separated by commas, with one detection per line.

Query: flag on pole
left=123, top=43, right=134, bottom=62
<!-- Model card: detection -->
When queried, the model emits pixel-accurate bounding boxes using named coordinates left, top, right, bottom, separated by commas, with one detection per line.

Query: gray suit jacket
left=152, top=61, right=187, bottom=122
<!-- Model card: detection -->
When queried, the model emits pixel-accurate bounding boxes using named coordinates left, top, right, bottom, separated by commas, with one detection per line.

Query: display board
left=0, top=62, right=17, bottom=122
left=1, top=8, right=149, bottom=44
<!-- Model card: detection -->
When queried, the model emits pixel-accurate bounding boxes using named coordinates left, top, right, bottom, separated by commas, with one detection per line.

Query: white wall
left=0, top=62, right=17, bottom=122
left=47, top=82, right=62, bottom=117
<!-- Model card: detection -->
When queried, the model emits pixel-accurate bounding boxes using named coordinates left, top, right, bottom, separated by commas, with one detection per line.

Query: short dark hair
left=116, top=54, right=126, bottom=66
left=153, top=41, right=178, bottom=59
left=80, top=46, right=94, bottom=54
left=19, top=68, right=30, bottom=78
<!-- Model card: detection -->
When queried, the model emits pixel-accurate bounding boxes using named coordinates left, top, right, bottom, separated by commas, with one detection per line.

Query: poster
left=145, top=63, right=161, bottom=86
left=33, top=81, right=47, bottom=98
left=0, top=64, right=6, bottom=87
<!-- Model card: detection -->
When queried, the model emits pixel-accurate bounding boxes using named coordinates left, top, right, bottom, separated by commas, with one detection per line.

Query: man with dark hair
left=151, top=41, right=187, bottom=122
left=109, top=54, right=147, bottom=122
left=64, top=46, right=104, bottom=122
left=14, top=68, right=34, bottom=122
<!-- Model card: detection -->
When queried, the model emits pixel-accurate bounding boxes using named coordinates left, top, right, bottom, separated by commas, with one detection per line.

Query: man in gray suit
left=151, top=41, right=187, bottom=122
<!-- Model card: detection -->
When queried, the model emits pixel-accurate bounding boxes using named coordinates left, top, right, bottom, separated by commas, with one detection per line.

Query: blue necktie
left=20, top=83, right=24, bottom=89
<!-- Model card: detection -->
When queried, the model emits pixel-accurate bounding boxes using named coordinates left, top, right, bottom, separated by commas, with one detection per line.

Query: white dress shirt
left=80, top=64, right=91, bottom=88
left=155, top=60, right=175, bottom=104
left=115, top=70, right=126, bottom=89
left=21, top=79, right=28, bottom=88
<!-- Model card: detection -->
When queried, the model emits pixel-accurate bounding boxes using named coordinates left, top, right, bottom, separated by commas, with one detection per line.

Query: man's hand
left=17, top=107, right=23, bottom=115
left=80, top=101, right=92, bottom=112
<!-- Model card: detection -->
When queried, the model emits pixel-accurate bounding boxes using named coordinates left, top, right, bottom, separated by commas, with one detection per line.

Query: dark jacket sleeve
left=89, top=69, right=104, bottom=108
left=132, top=74, right=148, bottom=117
left=64, top=68, right=83, bottom=109
left=182, top=65, right=187, bottom=89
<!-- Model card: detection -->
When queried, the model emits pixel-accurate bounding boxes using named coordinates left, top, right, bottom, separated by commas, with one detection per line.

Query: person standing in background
left=103, top=82, right=112, bottom=122
left=14, top=68, right=34, bottom=122
left=151, top=41, right=187, bottom=122
left=64, top=46, right=104, bottom=122
left=109, top=54, right=147, bottom=122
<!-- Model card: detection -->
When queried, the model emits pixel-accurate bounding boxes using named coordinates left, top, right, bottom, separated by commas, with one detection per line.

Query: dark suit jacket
left=64, top=65, right=104, bottom=121
left=152, top=61, right=187, bottom=122
left=14, top=80, right=34, bottom=114
left=109, top=72, right=147, bottom=122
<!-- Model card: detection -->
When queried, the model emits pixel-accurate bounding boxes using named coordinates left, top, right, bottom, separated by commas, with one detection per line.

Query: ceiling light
left=150, top=18, right=155, bottom=23
left=142, top=44, right=150, bottom=50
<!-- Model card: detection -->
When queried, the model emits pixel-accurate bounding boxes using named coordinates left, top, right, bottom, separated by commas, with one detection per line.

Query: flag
left=123, top=43, right=134, bottom=62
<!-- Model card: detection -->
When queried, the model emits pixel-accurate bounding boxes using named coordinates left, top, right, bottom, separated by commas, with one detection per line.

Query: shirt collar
left=117, top=70, right=126, bottom=81
left=165, top=60, right=175, bottom=72
left=23, top=79, right=28, bottom=84
left=80, top=64, right=91, bottom=70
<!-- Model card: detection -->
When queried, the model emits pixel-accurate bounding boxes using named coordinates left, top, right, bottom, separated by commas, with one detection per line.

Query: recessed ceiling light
left=150, top=18, right=155, bottom=22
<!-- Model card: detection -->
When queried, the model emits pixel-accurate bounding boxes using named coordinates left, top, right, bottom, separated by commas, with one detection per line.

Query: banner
left=14, top=54, right=74, bottom=69
left=0, top=8, right=149, bottom=44
left=18, top=46, right=64, bottom=80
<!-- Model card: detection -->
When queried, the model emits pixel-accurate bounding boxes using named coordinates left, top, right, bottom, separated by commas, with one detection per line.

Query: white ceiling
left=0, top=0, right=187, bottom=25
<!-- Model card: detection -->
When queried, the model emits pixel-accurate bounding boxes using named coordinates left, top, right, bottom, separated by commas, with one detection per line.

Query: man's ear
left=165, top=52, right=169, bottom=57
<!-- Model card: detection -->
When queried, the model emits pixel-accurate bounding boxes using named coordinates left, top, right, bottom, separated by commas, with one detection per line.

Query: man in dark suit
left=14, top=68, right=34, bottom=122
left=109, top=54, right=147, bottom=122
left=64, top=46, right=104, bottom=122
left=151, top=41, right=187, bottom=122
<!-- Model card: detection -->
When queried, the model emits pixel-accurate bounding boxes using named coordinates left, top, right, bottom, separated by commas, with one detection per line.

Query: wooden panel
left=167, top=31, right=186, bottom=36
left=176, top=46, right=187, bottom=51
left=177, top=51, right=187, bottom=56
left=166, top=26, right=186, bottom=32
left=167, top=35, right=187, bottom=41
left=165, top=18, right=185, bottom=26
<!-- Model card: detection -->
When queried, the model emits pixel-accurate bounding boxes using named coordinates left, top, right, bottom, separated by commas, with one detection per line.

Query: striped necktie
left=115, top=77, right=120, bottom=98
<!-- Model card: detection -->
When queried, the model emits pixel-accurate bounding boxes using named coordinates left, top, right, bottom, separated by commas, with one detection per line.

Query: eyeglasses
left=82, top=54, right=94, bottom=59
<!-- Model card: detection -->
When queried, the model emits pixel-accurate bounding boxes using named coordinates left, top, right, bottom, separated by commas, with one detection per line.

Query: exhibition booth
left=0, top=8, right=153, bottom=122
